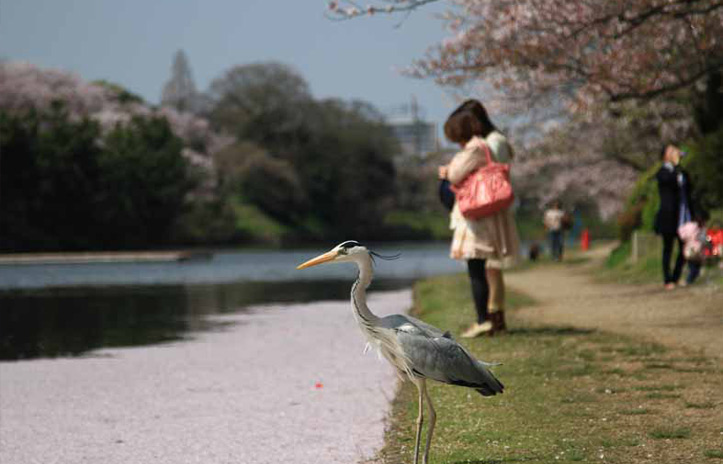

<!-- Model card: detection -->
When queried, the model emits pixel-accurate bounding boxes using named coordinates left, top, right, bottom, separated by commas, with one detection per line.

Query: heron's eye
left=337, top=240, right=360, bottom=254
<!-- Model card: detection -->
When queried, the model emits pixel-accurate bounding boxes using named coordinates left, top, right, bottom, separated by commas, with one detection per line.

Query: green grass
left=602, top=437, right=642, bottom=447
left=375, top=273, right=723, bottom=464
left=230, top=197, right=289, bottom=245
left=606, top=241, right=632, bottom=269
left=633, top=385, right=680, bottom=392
left=705, top=449, right=723, bottom=459
left=616, top=343, right=668, bottom=357
left=602, top=238, right=723, bottom=287
left=620, top=408, right=651, bottom=415
left=602, top=241, right=662, bottom=284
left=649, top=427, right=691, bottom=439
left=646, top=392, right=682, bottom=400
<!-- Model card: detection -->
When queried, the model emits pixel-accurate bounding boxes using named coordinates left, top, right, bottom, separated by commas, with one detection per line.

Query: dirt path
left=507, top=245, right=723, bottom=359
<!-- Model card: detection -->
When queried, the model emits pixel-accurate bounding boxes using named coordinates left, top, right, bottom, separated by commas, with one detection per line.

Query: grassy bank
left=603, top=241, right=662, bottom=284
left=375, top=274, right=722, bottom=463
left=603, top=239, right=723, bottom=287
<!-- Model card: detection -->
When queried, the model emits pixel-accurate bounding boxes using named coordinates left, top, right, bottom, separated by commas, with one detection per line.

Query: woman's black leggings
left=467, top=259, right=489, bottom=323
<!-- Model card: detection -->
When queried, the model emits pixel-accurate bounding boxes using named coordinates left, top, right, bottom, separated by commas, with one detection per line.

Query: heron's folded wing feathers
left=395, top=329, right=504, bottom=396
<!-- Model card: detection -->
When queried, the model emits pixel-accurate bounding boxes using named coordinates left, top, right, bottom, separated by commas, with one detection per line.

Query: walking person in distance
left=544, top=200, right=565, bottom=261
left=654, top=144, right=694, bottom=290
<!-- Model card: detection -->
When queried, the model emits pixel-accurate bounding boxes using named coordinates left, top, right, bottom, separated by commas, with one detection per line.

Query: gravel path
left=0, top=289, right=412, bottom=464
left=507, top=246, right=723, bottom=359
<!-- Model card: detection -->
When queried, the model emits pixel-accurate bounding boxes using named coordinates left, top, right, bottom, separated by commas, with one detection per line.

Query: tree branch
left=327, top=0, right=442, bottom=18
left=610, top=61, right=723, bottom=102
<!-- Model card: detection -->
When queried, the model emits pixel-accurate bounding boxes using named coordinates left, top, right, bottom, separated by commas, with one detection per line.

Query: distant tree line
left=195, top=61, right=400, bottom=244
left=0, top=59, right=419, bottom=252
left=0, top=104, right=194, bottom=250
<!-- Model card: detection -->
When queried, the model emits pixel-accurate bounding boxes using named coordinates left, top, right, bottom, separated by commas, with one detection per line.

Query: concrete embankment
left=0, top=250, right=212, bottom=265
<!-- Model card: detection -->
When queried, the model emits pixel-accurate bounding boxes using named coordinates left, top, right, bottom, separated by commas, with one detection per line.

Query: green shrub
left=617, top=164, right=660, bottom=241
left=708, top=209, right=723, bottom=228
left=682, top=126, right=723, bottom=216
left=229, top=196, right=290, bottom=246
left=383, top=210, right=451, bottom=241
left=618, top=203, right=645, bottom=242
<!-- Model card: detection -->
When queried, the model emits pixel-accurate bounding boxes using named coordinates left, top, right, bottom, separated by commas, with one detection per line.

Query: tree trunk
left=694, top=70, right=723, bottom=134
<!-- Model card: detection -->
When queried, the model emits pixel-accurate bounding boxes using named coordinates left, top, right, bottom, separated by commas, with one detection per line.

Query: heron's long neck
left=351, top=256, right=378, bottom=326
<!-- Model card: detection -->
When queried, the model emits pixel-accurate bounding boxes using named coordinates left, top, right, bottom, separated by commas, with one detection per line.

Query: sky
left=0, top=0, right=465, bottom=130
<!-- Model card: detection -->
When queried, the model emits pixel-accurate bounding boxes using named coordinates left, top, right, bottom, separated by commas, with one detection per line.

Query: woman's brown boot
left=490, top=311, right=507, bottom=333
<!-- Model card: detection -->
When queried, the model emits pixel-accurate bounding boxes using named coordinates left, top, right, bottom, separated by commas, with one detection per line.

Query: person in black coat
left=654, top=144, right=694, bottom=290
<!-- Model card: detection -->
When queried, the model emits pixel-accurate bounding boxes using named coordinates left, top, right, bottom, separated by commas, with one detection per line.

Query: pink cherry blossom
left=0, top=61, right=232, bottom=171
left=330, top=0, right=722, bottom=113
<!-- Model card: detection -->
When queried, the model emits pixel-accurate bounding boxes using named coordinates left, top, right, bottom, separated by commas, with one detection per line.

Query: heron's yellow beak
left=297, top=250, right=338, bottom=270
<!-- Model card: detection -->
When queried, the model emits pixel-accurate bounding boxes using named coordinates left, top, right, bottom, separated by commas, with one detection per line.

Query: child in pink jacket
left=678, top=218, right=706, bottom=284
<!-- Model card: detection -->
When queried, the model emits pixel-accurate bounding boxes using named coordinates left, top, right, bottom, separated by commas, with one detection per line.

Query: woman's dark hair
left=444, top=99, right=497, bottom=144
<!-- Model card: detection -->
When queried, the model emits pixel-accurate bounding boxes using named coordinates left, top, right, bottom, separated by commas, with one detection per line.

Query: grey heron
left=297, top=240, right=504, bottom=464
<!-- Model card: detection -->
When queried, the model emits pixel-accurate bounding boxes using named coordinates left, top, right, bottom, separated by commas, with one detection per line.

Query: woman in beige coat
left=438, top=100, right=520, bottom=337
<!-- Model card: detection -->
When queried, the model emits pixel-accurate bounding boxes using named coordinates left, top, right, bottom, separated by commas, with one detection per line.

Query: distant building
left=387, top=97, right=438, bottom=157
left=161, top=50, right=201, bottom=114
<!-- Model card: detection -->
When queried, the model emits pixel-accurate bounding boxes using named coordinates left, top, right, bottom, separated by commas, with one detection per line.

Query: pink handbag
left=451, top=139, right=514, bottom=219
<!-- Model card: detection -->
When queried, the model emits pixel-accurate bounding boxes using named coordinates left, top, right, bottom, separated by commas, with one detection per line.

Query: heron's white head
left=296, top=241, right=369, bottom=270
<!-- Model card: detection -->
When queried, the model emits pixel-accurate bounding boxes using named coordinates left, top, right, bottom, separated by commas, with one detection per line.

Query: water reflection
left=0, top=278, right=413, bottom=361
left=0, top=242, right=463, bottom=361
left=0, top=242, right=462, bottom=290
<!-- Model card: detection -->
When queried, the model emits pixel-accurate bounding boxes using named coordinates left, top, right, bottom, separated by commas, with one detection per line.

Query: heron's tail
left=448, top=361, right=504, bottom=396
left=471, top=359, right=504, bottom=396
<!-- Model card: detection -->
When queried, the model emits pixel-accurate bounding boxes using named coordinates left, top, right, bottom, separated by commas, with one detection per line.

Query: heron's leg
left=412, top=378, right=425, bottom=464
left=422, top=381, right=436, bottom=464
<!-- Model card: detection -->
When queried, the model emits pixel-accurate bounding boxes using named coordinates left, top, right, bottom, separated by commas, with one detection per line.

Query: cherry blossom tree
left=329, top=0, right=723, bottom=122
left=512, top=113, right=642, bottom=219
left=0, top=61, right=231, bottom=172
left=329, top=0, right=721, bottom=219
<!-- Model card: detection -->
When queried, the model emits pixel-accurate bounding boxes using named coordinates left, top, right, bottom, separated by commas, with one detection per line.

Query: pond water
left=0, top=242, right=465, bottom=361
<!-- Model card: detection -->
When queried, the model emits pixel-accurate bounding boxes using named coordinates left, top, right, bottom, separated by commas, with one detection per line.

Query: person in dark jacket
left=654, top=144, right=694, bottom=290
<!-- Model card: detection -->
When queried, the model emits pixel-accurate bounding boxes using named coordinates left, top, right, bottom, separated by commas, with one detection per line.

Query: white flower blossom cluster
left=512, top=154, right=639, bottom=220
left=511, top=98, right=695, bottom=219
left=0, top=61, right=232, bottom=172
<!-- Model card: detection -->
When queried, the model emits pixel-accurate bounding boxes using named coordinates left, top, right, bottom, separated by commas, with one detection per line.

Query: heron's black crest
left=370, top=250, right=402, bottom=266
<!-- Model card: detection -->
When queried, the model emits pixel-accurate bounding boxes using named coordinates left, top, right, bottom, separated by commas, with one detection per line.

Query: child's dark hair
left=694, top=210, right=709, bottom=224
left=444, top=99, right=497, bottom=144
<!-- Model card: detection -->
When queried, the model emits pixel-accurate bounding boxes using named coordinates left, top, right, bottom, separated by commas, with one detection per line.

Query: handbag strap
left=473, top=137, right=494, bottom=166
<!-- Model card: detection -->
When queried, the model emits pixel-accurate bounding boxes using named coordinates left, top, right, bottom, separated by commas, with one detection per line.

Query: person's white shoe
left=460, top=320, right=494, bottom=338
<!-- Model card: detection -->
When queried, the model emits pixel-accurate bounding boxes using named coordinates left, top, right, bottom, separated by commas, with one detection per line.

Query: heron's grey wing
left=394, top=326, right=504, bottom=396
left=379, top=314, right=451, bottom=339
